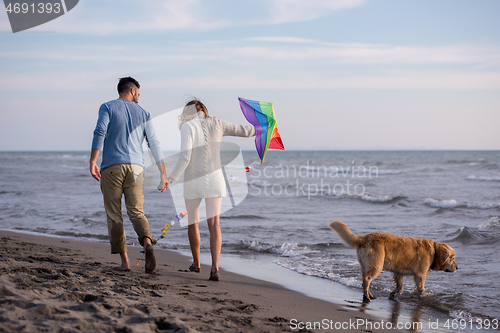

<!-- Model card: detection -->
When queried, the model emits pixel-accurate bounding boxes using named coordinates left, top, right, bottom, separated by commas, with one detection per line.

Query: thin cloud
left=269, top=0, right=367, bottom=23
left=1, top=39, right=499, bottom=66
left=3, top=69, right=499, bottom=91
left=245, top=36, right=320, bottom=44
left=1, top=37, right=499, bottom=91
left=148, top=72, right=500, bottom=90
left=0, top=71, right=121, bottom=91
left=45, top=0, right=219, bottom=34
left=3, top=0, right=368, bottom=34
left=228, top=43, right=500, bottom=65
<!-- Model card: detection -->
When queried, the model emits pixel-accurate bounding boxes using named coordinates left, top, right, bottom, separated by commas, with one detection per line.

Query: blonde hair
left=178, top=98, right=210, bottom=129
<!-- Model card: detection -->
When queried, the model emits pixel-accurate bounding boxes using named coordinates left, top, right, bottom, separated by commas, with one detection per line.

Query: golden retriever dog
left=329, top=221, right=458, bottom=303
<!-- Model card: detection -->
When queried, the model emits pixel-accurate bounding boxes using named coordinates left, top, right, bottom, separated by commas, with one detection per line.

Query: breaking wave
left=360, top=194, right=407, bottom=203
left=376, top=169, right=402, bottom=176
left=479, top=216, right=500, bottom=229
left=466, top=175, right=500, bottom=182
left=425, top=198, right=500, bottom=210
left=230, top=240, right=316, bottom=257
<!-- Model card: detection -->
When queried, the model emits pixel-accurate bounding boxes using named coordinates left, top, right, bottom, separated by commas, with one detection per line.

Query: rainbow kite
left=238, top=97, right=284, bottom=163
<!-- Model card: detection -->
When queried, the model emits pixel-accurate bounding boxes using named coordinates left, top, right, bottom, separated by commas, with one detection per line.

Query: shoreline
left=0, top=229, right=401, bottom=332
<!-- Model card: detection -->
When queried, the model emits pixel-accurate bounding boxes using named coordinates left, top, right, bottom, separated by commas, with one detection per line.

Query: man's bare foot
left=118, top=252, right=130, bottom=271
left=145, top=244, right=156, bottom=274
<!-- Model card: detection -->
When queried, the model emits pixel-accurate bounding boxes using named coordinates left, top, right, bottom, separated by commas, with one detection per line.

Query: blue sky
left=0, top=0, right=499, bottom=150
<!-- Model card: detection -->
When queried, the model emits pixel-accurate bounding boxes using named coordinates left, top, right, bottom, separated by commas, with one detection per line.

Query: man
left=90, top=76, right=169, bottom=274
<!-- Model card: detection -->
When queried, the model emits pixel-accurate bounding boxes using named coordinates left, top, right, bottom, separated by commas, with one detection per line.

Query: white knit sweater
left=169, top=112, right=255, bottom=199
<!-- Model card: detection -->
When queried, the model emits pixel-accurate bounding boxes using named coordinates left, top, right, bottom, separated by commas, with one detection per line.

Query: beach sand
left=0, top=230, right=397, bottom=332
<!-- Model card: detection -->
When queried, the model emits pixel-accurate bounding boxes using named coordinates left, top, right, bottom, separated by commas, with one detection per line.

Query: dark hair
left=117, top=77, right=140, bottom=94
left=185, top=98, right=209, bottom=118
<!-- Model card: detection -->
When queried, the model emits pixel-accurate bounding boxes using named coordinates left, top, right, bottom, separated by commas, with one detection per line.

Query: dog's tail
left=329, top=221, right=362, bottom=248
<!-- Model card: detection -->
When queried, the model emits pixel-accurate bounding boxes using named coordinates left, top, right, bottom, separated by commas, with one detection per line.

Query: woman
left=169, top=98, right=255, bottom=281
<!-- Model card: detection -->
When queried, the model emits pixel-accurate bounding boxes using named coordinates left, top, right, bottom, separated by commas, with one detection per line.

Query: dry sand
left=0, top=230, right=397, bottom=332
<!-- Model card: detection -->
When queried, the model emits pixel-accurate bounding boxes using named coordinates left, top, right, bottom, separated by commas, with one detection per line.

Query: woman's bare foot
left=209, top=268, right=219, bottom=281
left=113, top=265, right=131, bottom=272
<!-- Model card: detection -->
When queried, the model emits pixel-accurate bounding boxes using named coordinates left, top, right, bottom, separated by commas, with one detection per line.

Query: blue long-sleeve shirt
left=92, top=99, right=164, bottom=170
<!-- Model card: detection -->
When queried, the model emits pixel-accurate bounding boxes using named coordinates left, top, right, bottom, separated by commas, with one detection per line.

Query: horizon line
left=1, top=148, right=499, bottom=153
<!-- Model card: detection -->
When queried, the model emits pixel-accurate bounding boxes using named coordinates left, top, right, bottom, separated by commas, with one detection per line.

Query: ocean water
left=1, top=150, right=499, bottom=332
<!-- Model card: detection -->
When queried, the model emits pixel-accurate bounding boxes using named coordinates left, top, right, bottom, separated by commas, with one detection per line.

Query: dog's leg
left=414, top=274, right=427, bottom=294
left=359, top=247, right=383, bottom=303
left=362, top=268, right=382, bottom=302
left=390, top=274, right=404, bottom=300
left=362, top=275, right=373, bottom=303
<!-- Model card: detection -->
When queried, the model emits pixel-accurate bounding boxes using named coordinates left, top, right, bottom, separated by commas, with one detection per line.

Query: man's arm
left=156, top=162, right=170, bottom=192
left=90, top=104, right=110, bottom=182
left=90, top=149, right=101, bottom=182
left=143, top=114, right=170, bottom=192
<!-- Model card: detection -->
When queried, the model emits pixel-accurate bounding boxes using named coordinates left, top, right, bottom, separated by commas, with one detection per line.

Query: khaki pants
left=100, top=164, right=153, bottom=254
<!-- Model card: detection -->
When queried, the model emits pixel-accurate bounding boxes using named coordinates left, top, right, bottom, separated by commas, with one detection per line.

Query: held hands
left=157, top=175, right=170, bottom=193
left=157, top=163, right=170, bottom=192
